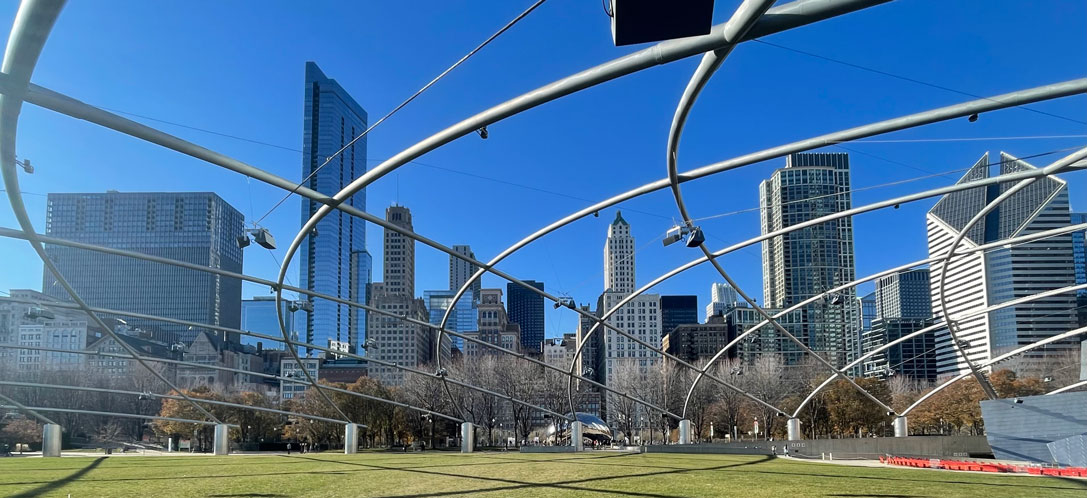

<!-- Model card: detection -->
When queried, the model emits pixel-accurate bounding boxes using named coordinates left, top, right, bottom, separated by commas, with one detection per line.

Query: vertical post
left=41, top=423, right=61, bottom=457
left=893, top=416, right=908, bottom=438
left=344, top=423, right=359, bottom=454
left=570, top=420, right=584, bottom=451
left=787, top=418, right=801, bottom=441
left=678, top=419, right=691, bottom=444
left=167, top=437, right=174, bottom=452
left=460, top=422, right=474, bottom=453
left=213, top=424, right=229, bottom=456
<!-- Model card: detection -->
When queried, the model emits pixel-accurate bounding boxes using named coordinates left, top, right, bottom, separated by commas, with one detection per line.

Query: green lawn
left=0, top=451, right=1083, bottom=497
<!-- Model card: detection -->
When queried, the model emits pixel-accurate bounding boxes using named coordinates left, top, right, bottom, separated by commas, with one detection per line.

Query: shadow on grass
left=8, top=456, right=105, bottom=498
left=290, top=453, right=774, bottom=498
left=207, top=494, right=287, bottom=497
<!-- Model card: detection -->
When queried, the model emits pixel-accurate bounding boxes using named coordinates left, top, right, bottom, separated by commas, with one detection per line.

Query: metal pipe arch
left=661, top=0, right=894, bottom=421
left=0, top=380, right=351, bottom=426
left=0, top=0, right=224, bottom=426
left=0, top=227, right=665, bottom=422
left=0, top=343, right=465, bottom=424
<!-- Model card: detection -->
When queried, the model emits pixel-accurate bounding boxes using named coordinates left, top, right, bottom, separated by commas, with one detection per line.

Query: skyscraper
left=706, top=282, right=742, bottom=318
left=604, top=211, right=635, bottom=295
left=660, top=295, right=697, bottom=337
left=759, top=153, right=857, bottom=366
left=599, top=211, right=661, bottom=422
left=367, top=205, right=443, bottom=386
left=845, top=292, right=875, bottom=373
left=43, top=192, right=244, bottom=344
left=449, top=245, right=481, bottom=298
left=507, top=280, right=545, bottom=353
left=875, top=269, right=932, bottom=320
left=424, top=288, right=476, bottom=350
left=299, top=61, right=371, bottom=355
left=927, top=152, right=1078, bottom=376
left=383, top=206, right=415, bottom=298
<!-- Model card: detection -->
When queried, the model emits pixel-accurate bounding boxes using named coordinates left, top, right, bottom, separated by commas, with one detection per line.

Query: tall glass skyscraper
left=299, top=62, right=371, bottom=355
left=43, top=192, right=244, bottom=344
left=424, top=289, right=477, bottom=351
left=759, top=153, right=857, bottom=366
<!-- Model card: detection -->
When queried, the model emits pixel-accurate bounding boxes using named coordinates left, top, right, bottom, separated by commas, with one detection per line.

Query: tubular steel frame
left=1, top=0, right=1085, bottom=441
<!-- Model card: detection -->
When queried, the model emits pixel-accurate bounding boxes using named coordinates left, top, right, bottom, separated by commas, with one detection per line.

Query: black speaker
left=611, top=0, right=715, bottom=46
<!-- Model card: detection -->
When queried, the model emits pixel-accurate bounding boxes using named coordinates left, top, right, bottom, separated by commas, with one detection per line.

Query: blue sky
left=1, top=1, right=1084, bottom=338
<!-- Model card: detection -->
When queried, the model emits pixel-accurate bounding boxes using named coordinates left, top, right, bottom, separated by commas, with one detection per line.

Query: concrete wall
left=980, top=391, right=1087, bottom=465
left=646, top=436, right=990, bottom=459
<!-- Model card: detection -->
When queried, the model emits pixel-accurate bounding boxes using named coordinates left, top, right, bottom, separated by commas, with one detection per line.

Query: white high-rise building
left=604, top=211, right=636, bottom=295
left=706, top=282, right=742, bottom=318
left=599, top=212, right=661, bottom=423
left=927, top=152, right=1078, bottom=377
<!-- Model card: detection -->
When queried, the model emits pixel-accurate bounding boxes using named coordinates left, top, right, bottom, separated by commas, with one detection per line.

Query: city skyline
left=0, top=2, right=1084, bottom=342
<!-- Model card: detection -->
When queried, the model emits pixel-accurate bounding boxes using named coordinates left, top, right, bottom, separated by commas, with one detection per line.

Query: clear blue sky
left=1, top=1, right=1084, bottom=338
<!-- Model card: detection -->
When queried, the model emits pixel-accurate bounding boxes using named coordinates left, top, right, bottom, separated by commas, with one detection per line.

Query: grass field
left=1, top=451, right=1084, bottom=497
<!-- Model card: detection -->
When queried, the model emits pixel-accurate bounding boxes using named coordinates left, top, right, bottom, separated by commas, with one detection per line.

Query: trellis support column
left=571, top=421, right=584, bottom=451
left=787, top=418, right=801, bottom=441
left=893, top=416, right=908, bottom=438
left=344, top=423, right=359, bottom=454
left=42, top=423, right=61, bottom=457
left=460, top=422, right=474, bottom=453
left=213, top=424, right=230, bottom=455
left=678, top=419, right=692, bottom=444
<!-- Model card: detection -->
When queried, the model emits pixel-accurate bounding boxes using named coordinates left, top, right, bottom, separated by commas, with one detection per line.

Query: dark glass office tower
left=43, top=192, right=244, bottom=344
left=299, top=61, right=371, bottom=355
left=760, top=152, right=857, bottom=366
left=660, top=295, right=697, bottom=337
left=507, top=280, right=545, bottom=353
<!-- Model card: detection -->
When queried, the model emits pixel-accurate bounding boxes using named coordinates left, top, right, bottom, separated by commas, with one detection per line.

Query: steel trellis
left=0, top=391, right=56, bottom=425
left=0, top=381, right=351, bottom=426
left=793, top=282, right=1087, bottom=416
left=661, top=0, right=894, bottom=422
left=0, top=404, right=234, bottom=427
left=0, top=343, right=464, bottom=424
left=671, top=221, right=1087, bottom=417
left=0, top=0, right=225, bottom=426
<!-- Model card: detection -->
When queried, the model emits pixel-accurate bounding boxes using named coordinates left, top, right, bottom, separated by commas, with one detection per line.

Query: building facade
left=299, top=61, right=372, bottom=356
left=43, top=192, right=244, bottom=344
left=706, top=282, right=742, bottom=318
left=507, top=280, right=545, bottom=353
left=663, top=315, right=734, bottom=364
left=861, top=318, right=938, bottom=382
left=660, top=295, right=698, bottom=338
left=449, top=245, right=481, bottom=298
left=424, top=288, right=477, bottom=351
left=599, top=212, right=661, bottom=421
left=759, top=153, right=857, bottom=367
left=240, top=296, right=304, bottom=350
left=927, top=152, right=1078, bottom=376
left=875, top=269, right=932, bottom=320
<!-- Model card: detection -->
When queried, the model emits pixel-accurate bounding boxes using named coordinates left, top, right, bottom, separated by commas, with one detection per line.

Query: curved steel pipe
left=2, top=297, right=571, bottom=422
left=1047, top=380, right=1087, bottom=395
left=0, top=380, right=350, bottom=425
left=0, top=391, right=56, bottom=425
left=933, top=177, right=1037, bottom=400
left=793, top=281, right=1087, bottom=416
left=903, top=325, right=1087, bottom=416
left=0, top=0, right=224, bottom=426
left=661, top=0, right=892, bottom=420
left=443, top=78, right=1087, bottom=372
left=0, top=404, right=234, bottom=427
left=0, top=226, right=666, bottom=421
left=575, top=147, right=1087, bottom=406
left=0, top=343, right=464, bottom=424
